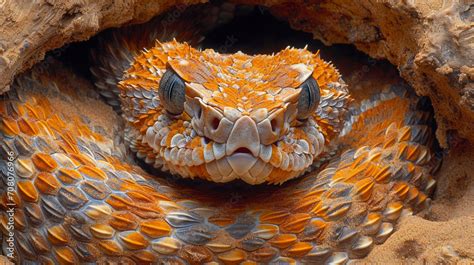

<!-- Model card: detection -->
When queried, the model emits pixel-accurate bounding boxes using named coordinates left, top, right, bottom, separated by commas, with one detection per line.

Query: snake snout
left=226, top=116, right=260, bottom=157
left=224, top=116, right=261, bottom=176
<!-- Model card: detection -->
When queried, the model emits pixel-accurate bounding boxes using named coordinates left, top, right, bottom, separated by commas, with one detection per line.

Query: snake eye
left=296, top=76, right=320, bottom=121
left=158, top=69, right=185, bottom=115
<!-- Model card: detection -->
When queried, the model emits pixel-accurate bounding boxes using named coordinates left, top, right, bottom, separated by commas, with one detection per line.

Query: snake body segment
left=0, top=6, right=438, bottom=265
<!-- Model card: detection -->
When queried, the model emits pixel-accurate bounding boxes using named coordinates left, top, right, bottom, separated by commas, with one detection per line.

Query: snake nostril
left=211, top=117, right=220, bottom=130
left=271, top=118, right=279, bottom=133
left=196, top=106, right=202, bottom=119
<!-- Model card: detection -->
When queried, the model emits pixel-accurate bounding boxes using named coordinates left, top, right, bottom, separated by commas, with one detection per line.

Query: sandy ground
left=359, top=143, right=474, bottom=264
left=335, top=49, right=474, bottom=264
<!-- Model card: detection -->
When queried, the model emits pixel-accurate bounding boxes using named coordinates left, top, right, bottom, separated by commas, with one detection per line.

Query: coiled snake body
left=0, top=5, right=438, bottom=264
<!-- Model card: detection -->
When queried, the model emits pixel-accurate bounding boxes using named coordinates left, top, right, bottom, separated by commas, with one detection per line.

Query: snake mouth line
left=233, top=147, right=253, bottom=155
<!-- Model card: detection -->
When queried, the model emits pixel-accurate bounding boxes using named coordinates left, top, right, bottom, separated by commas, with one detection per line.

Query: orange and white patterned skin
left=120, top=40, right=350, bottom=185
left=0, top=9, right=438, bottom=265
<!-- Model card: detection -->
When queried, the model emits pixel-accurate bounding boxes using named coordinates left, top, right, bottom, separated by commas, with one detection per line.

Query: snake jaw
left=142, top=104, right=327, bottom=184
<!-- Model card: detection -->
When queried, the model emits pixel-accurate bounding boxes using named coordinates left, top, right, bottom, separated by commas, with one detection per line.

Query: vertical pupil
left=297, top=76, right=320, bottom=120
left=159, top=69, right=185, bottom=115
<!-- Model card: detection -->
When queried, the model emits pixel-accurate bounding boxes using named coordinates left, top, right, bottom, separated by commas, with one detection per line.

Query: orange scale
left=69, top=153, right=96, bottom=167
left=98, top=240, right=123, bottom=256
left=293, top=198, right=320, bottom=213
left=54, top=246, right=77, bottom=265
left=148, top=191, right=172, bottom=202
left=76, top=126, right=91, bottom=139
left=35, top=120, right=55, bottom=137
left=417, top=193, right=428, bottom=206
left=203, top=81, right=219, bottom=90
left=217, top=249, right=247, bottom=265
left=145, top=117, right=157, bottom=127
left=24, top=103, right=45, bottom=120
left=11, top=102, right=26, bottom=117
left=130, top=205, right=162, bottom=219
left=78, top=166, right=107, bottom=181
left=303, top=188, right=326, bottom=199
left=310, top=218, right=327, bottom=235
left=269, top=234, right=298, bottom=249
left=92, top=132, right=105, bottom=142
left=46, top=116, right=65, bottom=130
left=259, top=211, right=290, bottom=225
left=330, top=168, right=352, bottom=183
left=47, top=225, right=69, bottom=245
left=281, top=213, right=312, bottom=234
left=110, top=212, right=138, bottom=231
left=293, top=131, right=310, bottom=141
left=56, top=168, right=83, bottom=184
left=126, top=190, right=155, bottom=203
left=34, top=172, right=61, bottom=195
left=398, top=126, right=412, bottom=142
left=374, top=165, right=392, bottom=183
left=58, top=131, right=76, bottom=146
left=113, top=163, right=133, bottom=172
left=17, top=118, right=39, bottom=136
left=17, top=180, right=39, bottom=203
left=106, top=194, right=134, bottom=210
left=140, top=219, right=172, bottom=238
left=12, top=211, right=26, bottom=231
left=0, top=191, right=22, bottom=208
left=353, top=177, right=375, bottom=201
left=310, top=201, right=329, bottom=217
left=131, top=251, right=157, bottom=264
left=119, top=179, right=146, bottom=192
left=353, top=161, right=372, bottom=176
left=186, top=137, right=203, bottom=149
left=0, top=117, right=20, bottom=136
left=361, top=163, right=377, bottom=178
left=407, top=187, right=420, bottom=203
left=250, top=247, right=279, bottom=263
left=406, top=145, right=421, bottom=161
left=267, top=168, right=291, bottom=184
left=191, top=165, right=213, bottom=181
left=406, top=162, right=416, bottom=175
left=58, top=141, right=80, bottom=155
left=280, top=143, right=295, bottom=153
left=32, top=153, right=58, bottom=172
left=350, top=154, right=368, bottom=169
left=286, top=242, right=313, bottom=258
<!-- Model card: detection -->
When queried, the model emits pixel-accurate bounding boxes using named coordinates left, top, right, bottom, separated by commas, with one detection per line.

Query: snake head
left=119, top=40, right=350, bottom=184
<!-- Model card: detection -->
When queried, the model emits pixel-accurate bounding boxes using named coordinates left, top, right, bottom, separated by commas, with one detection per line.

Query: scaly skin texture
left=0, top=10, right=438, bottom=265
left=120, top=41, right=350, bottom=184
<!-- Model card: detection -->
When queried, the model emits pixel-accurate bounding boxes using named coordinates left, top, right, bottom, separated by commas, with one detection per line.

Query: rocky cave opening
left=1, top=1, right=472, bottom=263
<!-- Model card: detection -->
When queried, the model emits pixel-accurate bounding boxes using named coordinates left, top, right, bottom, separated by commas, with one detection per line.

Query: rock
left=0, top=0, right=203, bottom=93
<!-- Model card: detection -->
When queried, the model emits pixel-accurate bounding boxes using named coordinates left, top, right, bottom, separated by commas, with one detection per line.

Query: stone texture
left=0, top=0, right=204, bottom=93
